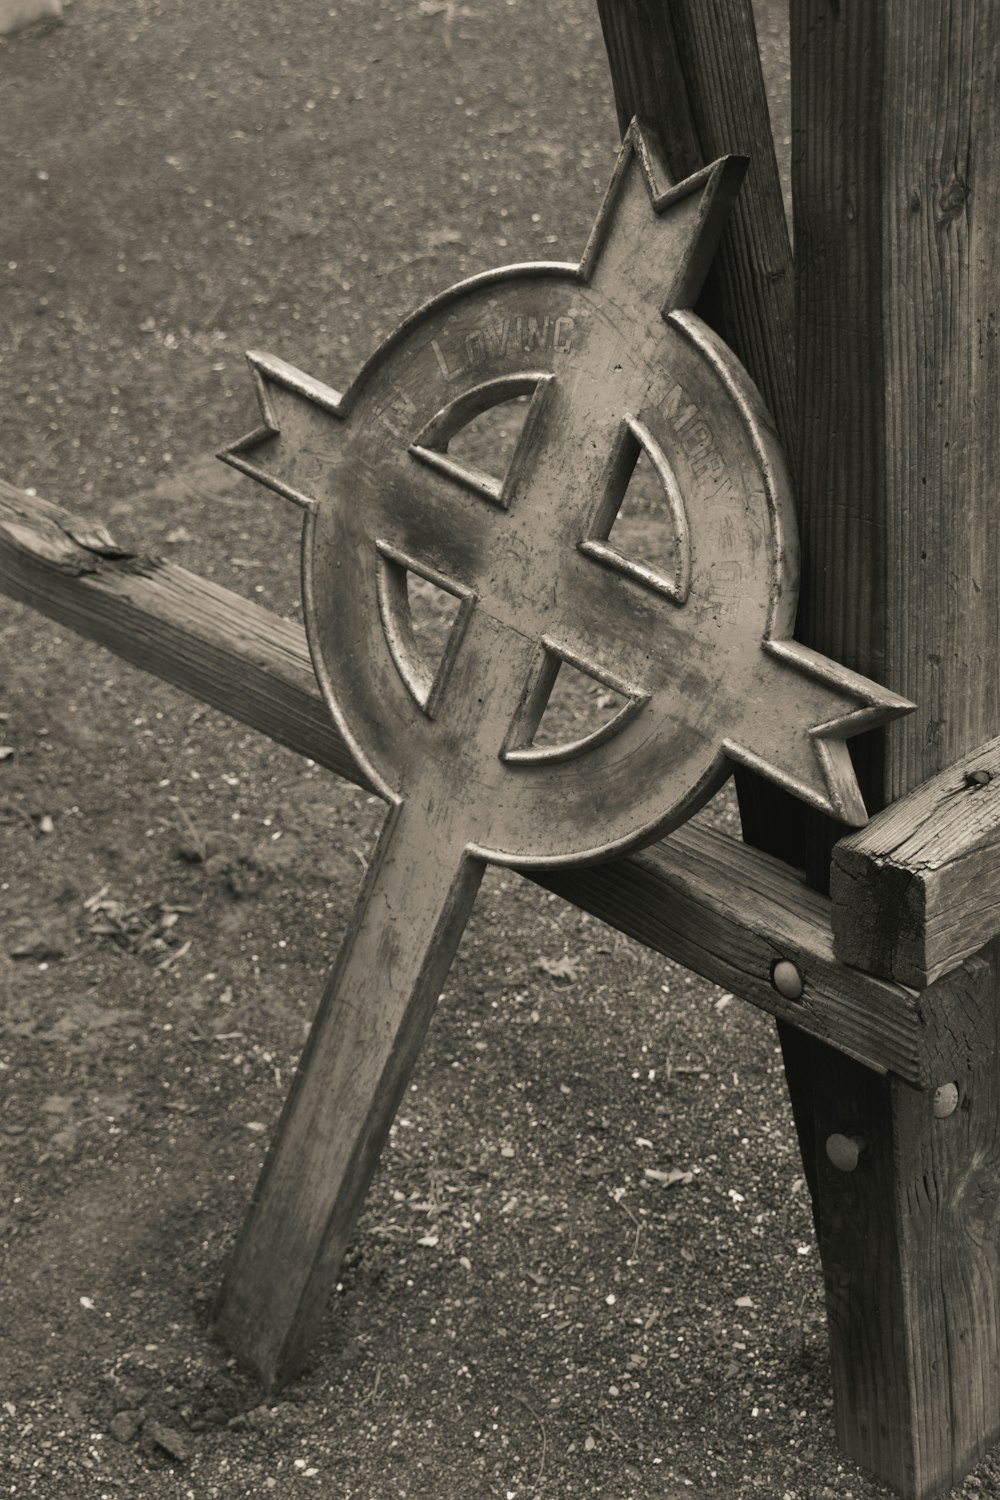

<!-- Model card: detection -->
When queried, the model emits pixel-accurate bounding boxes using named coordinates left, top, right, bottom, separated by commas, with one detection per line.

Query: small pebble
left=143, top=1418, right=192, bottom=1461
left=109, top=1410, right=141, bottom=1444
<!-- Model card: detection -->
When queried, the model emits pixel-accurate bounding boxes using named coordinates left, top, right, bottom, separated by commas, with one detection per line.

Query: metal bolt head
left=826, top=1133, right=866, bottom=1172
left=933, top=1081, right=959, bottom=1118
left=772, top=959, right=804, bottom=1000
left=964, top=767, right=992, bottom=788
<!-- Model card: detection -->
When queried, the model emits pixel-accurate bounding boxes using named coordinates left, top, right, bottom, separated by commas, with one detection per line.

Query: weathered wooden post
left=601, top=3, right=1000, bottom=1496
left=785, top=8, right=1000, bottom=1494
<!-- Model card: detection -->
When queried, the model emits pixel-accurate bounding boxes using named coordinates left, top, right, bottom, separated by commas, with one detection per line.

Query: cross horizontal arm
left=0, top=472, right=975, bottom=1087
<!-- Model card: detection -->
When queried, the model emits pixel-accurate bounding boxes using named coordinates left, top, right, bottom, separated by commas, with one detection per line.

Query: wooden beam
left=0, top=476, right=965, bottom=1088
left=832, top=735, right=1000, bottom=989
left=535, top=830, right=987, bottom=1094
left=0, top=475, right=373, bottom=793
left=599, top=4, right=1000, bottom=1493
left=780, top=6, right=1000, bottom=1495
left=786, top=952, right=1000, bottom=1497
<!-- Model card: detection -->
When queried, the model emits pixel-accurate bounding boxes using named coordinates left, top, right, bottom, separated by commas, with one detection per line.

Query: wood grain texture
left=0, top=476, right=372, bottom=792
left=790, top=948, right=1000, bottom=1499
left=879, top=5, right=1000, bottom=805
left=0, top=477, right=949, bottom=1085
left=793, top=0, right=1000, bottom=866
left=788, top=0, right=889, bottom=885
left=832, top=734, right=1000, bottom=988
left=598, top=12, right=1000, bottom=1486
left=784, top=4, right=1000, bottom=1493
left=537, top=825, right=987, bottom=1092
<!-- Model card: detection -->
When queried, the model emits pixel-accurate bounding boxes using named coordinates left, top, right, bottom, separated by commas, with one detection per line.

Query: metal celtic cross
left=213, top=121, right=910, bottom=1386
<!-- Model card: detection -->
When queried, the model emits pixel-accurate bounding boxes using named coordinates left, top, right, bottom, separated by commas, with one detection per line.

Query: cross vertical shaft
left=213, top=801, right=483, bottom=1387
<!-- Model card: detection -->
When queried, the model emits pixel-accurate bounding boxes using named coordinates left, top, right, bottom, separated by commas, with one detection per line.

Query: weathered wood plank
left=602, top=4, right=1000, bottom=1491
left=831, top=735, right=1000, bottom=989
left=781, top=5, right=1000, bottom=1495
left=536, top=828, right=985, bottom=1093
left=0, top=477, right=949, bottom=1086
left=0, top=476, right=373, bottom=792
left=791, top=949, right=1000, bottom=1499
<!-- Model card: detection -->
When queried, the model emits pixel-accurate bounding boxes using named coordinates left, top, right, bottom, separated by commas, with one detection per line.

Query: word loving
left=431, top=310, right=575, bottom=380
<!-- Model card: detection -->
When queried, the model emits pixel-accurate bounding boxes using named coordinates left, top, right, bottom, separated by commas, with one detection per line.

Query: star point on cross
left=723, top=638, right=914, bottom=826
left=218, top=349, right=347, bottom=512
left=579, top=117, right=749, bottom=318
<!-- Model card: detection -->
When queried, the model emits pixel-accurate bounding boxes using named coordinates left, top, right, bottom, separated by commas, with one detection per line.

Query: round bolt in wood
left=933, top=1081, right=959, bottom=1118
left=826, top=1133, right=866, bottom=1172
left=771, top=959, right=804, bottom=1000
left=964, top=767, right=992, bottom=788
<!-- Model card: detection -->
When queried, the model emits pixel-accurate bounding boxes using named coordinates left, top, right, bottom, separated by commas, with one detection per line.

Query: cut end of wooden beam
left=831, top=735, right=1000, bottom=988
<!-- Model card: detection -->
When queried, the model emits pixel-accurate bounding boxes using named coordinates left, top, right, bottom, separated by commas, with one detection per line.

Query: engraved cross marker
left=213, top=121, right=911, bottom=1386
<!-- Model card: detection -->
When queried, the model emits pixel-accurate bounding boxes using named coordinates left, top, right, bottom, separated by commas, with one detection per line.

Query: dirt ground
left=2, top=4, right=999, bottom=1499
